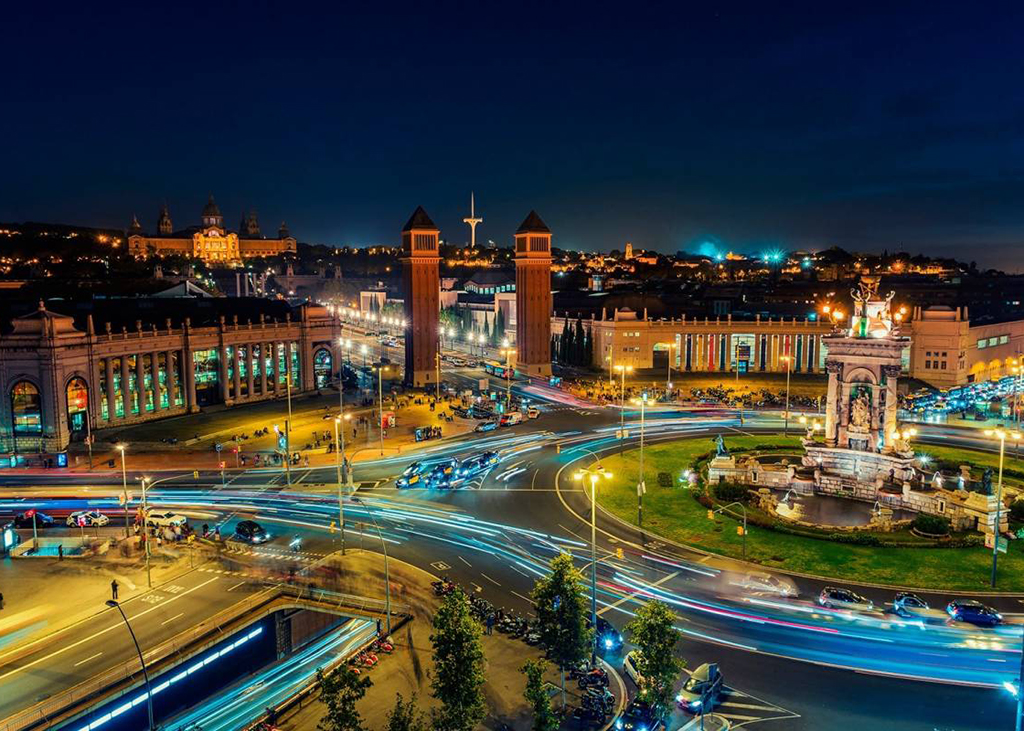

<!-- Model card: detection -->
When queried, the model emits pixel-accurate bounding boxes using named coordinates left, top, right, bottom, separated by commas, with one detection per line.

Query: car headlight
left=615, top=721, right=623, bottom=730
left=604, top=638, right=613, bottom=648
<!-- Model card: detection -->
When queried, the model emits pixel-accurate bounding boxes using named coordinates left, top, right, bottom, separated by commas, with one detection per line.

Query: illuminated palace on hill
left=127, top=196, right=296, bottom=263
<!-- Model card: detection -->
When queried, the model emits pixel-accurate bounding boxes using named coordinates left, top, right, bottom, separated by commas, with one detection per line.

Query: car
left=589, top=616, right=622, bottom=652
left=622, top=650, right=645, bottom=687
left=458, top=451, right=500, bottom=477
left=67, top=510, right=109, bottom=527
left=614, top=698, right=663, bottom=731
left=234, top=520, right=270, bottom=544
left=730, top=571, right=796, bottom=597
left=14, top=511, right=54, bottom=529
left=145, top=510, right=188, bottom=528
left=499, top=412, right=523, bottom=427
left=676, top=662, right=724, bottom=713
left=526, top=406, right=541, bottom=419
left=396, top=461, right=426, bottom=488
left=817, top=586, right=874, bottom=611
left=474, top=421, right=498, bottom=433
left=947, top=599, right=1003, bottom=627
left=425, top=458, right=459, bottom=488
left=892, top=592, right=930, bottom=617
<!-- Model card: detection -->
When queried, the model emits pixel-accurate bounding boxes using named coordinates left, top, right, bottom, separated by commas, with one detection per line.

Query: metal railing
left=0, top=582, right=407, bottom=731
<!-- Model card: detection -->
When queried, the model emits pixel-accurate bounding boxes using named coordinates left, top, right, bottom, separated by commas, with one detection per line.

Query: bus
left=483, top=360, right=514, bottom=379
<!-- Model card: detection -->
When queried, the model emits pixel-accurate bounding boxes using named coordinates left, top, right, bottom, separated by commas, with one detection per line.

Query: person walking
left=58, top=544, right=63, bottom=561
left=0, top=591, right=5, bottom=610
left=110, top=579, right=119, bottom=601
left=486, top=612, right=494, bottom=635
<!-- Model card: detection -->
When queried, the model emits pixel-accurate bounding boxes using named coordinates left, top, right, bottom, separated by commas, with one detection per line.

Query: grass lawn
left=596, top=435, right=1024, bottom=591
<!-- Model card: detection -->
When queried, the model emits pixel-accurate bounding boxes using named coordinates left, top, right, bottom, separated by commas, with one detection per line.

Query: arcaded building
left=0, top=302, right=344, bottom=458
left=127, top=196, right=296, bottom=263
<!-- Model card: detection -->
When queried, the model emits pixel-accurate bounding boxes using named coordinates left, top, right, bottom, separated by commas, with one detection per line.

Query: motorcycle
left=577, top=667, right=609, bottom=689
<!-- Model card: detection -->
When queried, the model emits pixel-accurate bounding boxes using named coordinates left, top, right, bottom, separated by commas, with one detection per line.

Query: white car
left=526, top=407, right=541, bottom=419
left=623, top=650, right=646, bottom=687
left=730, top=571, right=796, bottom=598
left=67, top=510, right=109, bottom=527
left=145, top=510, right=188, bottom=528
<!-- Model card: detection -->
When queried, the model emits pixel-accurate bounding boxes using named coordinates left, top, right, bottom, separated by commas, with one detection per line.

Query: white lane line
left=73, top=652, right=103, bottom=667
left=511, top=590, right=534, bottom=605
left=0, top=576, right=220, bottom=682
left=719, top=702, right=780, bottom=711
left=480, top=573, right=501, bottom=587
left=458, top=555, right=472, bottom=567
left=599, top=571, right=679, bottom=616
left=718, top=713, right=761, bottom=721
left=160, top=612, right=185, bottom=626
left=228, top=580, right=246, bottom=591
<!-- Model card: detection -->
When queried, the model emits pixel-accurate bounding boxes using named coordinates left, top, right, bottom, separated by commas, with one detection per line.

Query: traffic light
left=737, top=526, right=745, bottom=536
left=707, top=510, right=714, bottom=520
left=615, top=547, right=624, bottom=559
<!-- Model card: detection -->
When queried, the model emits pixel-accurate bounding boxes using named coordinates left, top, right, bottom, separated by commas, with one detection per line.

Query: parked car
left=14, top=511, right=54, bottom=529
left=947, top=599, right=1003, bottom=627
left=623, top=650, right=645, bottom=687
left=817, top=586, right=874, bottom=611
left=676, top=662, right=724, bottom=713
left=396, top=461, right=427, bottom=488
left=67, top=510, right=109, bottom=527
left=614, top=698, right=664, bottom=731
left=892, top=592, right=930, bottom=617
left=526, top=406, right=541, bottom=419
left=145, top=510, right=188, bottom=528
left=234, top=520, right=270, bottom=544
left=474, top=421, right=499, bottom=433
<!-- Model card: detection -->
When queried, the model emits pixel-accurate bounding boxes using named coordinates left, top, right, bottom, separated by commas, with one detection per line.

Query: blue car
left=474, top=421, right=498, bottom=433
left=947, top=599, right=1002, bottom=627
left=615, top=699, right=663, bottom=731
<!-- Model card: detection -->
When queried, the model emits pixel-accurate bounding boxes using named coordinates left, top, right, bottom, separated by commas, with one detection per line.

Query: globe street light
left=985, top=427, right=1021, bottom=587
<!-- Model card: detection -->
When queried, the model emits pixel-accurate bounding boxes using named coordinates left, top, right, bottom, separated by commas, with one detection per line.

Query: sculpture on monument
left=850, top=393, right=871, bottom=430
left=713, top=434, right=729, bottom=458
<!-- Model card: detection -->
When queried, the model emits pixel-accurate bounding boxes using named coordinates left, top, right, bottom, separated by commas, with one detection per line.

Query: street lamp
left=106, top=600, right=155, bottom=731
left=781, top=354, right=792, bottom=436
left=374, top=365, right=390, bottom=456
left=984, top=427, right=1021, bottom=587
left=138, top=476, right=152, bottom=588
left=657, top=342, right=676, bottom=394
left=334, top=414, right=352, bottom=554
left=613, top=364, right=633, bottom=433
left=630, top=393, right=648, bottom=528
left=351, top=497, right=392, bottom=635
left=500, top=343, right=516, bottom=410
left=117, top=443, right=129, bottom=539
left=573, top=461, right=613, bottom=660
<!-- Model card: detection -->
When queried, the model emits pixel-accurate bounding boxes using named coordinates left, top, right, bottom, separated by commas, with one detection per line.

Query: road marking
left=457, top=555, right=472, bottom=567
left=719, top=702, right=780, bottom=711
left=471, top=583, right=483, bottom=594
left=228, top=581, right=246, bottom=591
left=73, top=652, right=103, bottom=667
left=480, top=573, right=501, bottom=586
left=0, top=576, right=220, bottom=682
left=511, top=590, right=534, bottom=605
left=599, top=571, right=679, bottom=616
left=161, top=612, right=184, bottom=626
left=430, top=561, right=451, bottom=571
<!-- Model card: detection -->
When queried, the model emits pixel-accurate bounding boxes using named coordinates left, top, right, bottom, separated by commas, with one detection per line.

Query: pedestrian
left=486, top=612, right=494, bottom=635
left=376, top=617, right=382, bottom=636
left=58, top=544, right=63, bottom=561
left=111, top=579, right=119, bottom=601
left=214, top=526, right=221, bottom=541
left=0, top=591, right=4, bottom=610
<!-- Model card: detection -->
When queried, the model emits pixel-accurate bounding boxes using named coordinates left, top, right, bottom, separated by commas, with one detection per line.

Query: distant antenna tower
left=463, top=192, right=483, bottom=248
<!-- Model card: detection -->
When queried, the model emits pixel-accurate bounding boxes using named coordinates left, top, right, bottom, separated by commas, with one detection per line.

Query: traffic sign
left=215, top=443, right=222, bottom=453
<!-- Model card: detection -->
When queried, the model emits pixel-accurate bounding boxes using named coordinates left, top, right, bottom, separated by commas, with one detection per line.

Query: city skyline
left=3, top=4, right=1024, bottom=266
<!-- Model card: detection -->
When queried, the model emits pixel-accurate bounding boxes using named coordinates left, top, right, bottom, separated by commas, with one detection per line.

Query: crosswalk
left=713, top=686, right=799, bottom=726
left=223, top=544, right=327, bottom=563
left=537, top=405, right=599, bottom=416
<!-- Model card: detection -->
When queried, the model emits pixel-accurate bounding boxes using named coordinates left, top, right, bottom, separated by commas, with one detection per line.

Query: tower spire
left=463, top=191, right=483, bottom=248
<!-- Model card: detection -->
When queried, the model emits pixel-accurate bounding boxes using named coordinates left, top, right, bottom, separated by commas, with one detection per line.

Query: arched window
left=314, top=349, right=333, bottom=389
left=66, top=377, right=89, bottom=433
left=11, top=381, right=42, bottom=434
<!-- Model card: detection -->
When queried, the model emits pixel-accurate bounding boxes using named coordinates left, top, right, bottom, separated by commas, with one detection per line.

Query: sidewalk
left=46, top=389, right=476, bottom=474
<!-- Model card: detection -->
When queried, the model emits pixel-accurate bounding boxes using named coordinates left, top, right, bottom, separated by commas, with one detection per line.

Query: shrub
left=657, top=472, right=672, bottom=487
left=912, top=514, right=951, bottom=536
left=713, top=483, right=750, bottom=503
left=1010, top=499, right=1024, bottom=523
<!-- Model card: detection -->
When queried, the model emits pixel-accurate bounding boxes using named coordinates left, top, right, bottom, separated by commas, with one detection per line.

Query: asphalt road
left=1, top=377, right=1021, bottom=731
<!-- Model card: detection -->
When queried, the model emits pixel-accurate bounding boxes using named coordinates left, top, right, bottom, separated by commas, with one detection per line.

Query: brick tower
left=514, top=211, right=553, bottom=378
left=401, top=206, right=441, bottom=388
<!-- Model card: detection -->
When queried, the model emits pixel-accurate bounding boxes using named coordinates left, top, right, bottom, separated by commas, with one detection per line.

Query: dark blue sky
left=3, top=2, right=1023, bottom=267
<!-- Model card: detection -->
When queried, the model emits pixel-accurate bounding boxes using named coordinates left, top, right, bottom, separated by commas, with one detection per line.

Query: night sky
left=3, top=2, right=1023, bottom=267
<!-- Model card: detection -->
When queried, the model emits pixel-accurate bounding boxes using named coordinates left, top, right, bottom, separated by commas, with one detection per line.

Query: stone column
left=246, top=344, right=255, bottom=399
left=273, top=342, right=282, bottom=395
left=219, top=345, right=230, bottom=403
left=260, top=342, right=268, bottom=395
left=104, top=357, right=116, bottom=423
left=883, top=365, right=900, bottom=447
left=165, top=350, right=176, bottom=408
left=185, top=349, right=198, bottom=411
left=152, top=352, right=164, bottom=411
left=870, top=383, right=881, bottom=452
left=120, top=355, right=131, bottom=418
left=824, top=360, right=841, bottom=447
left=137, top=352, right=149, bottom=415
left=233, top=345, right=242, bottom=402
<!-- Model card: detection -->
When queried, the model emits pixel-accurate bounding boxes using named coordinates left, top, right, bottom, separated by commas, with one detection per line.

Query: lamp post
left=631, top=393, right=648, bottom=528
left=781, top=354, right=792, bottom=436
left=501, top=342, right=516, bottom=411
left=375, top=365, right=390, bottom=456
left=106, top=600, right=155, bottom=731
left=573, top=461, right=612, bottom=661
left=985, top=427, right=1020, bottom=587
left=285, top=372, right=292, bottom=487
left=140, top=476, right=151, bottom=588
left=352, top=497, right=391, bottom=635
left=333, top=415, right=351, bottom=554
left=117, top=443, right=129, bottom=539
left=613, top=364, right=633, bottom=433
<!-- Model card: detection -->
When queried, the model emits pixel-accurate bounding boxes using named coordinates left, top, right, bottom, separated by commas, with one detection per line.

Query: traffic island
left=594, top=435, right=1024, bottom=591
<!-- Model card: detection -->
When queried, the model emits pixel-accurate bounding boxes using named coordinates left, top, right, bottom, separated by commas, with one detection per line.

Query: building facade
left=558, top=308, right=835, bottom=374
left=127, top=196, right=296, bottom=263
left=0, top=303, right=342, bottom=457
left=907, top=306, right=1024, bottom=387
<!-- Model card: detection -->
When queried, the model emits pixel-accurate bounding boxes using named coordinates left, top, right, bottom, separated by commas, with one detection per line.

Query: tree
left=573, top=318, right=586, bottom=366
left=430, top=587, right=486, bottom=731
left=531, top=552, right=592, bottom=706
left=315, top=666, right=372, bottom=731
left=560, top=319, right=573, bottom=363
left=493, top=307, right=506, bottom=346
left=521, top=659, right=558, bottom=731
left=625, top=599, right=685, bottom=718
left=386, top=693, right=426, bottom=731
left=584, top=325, right=594, bottom=368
